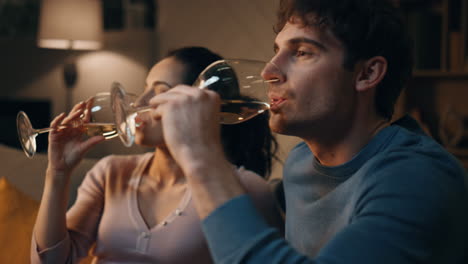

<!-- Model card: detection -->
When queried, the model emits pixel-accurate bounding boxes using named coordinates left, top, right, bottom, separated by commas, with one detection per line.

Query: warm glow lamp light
left=37, top=0, right=103, bottom=111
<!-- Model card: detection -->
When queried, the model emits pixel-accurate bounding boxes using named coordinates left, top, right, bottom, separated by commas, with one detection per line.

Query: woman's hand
left=47, top=100, right=105, bottom=177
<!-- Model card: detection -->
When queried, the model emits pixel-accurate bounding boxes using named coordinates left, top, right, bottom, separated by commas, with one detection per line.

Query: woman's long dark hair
left=164, top=46, right=278, bottom=178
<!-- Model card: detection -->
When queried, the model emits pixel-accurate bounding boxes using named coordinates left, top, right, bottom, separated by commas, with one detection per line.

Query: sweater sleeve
left=202, top=168, right=309, bottom=264
left=31, top=156, right=112, bottom=264
left=202, top=195, right=313, bottom=264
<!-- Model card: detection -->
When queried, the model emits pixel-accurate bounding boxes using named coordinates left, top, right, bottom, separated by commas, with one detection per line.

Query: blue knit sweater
left=202, top=116, right=468, bottom=263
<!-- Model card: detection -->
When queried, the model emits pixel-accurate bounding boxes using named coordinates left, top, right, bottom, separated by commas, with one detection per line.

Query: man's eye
left=295, top=50, right=309, bottom=57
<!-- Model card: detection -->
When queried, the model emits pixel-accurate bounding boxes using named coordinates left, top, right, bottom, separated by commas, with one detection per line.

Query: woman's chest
left=95, top=194, right=211, bottom=263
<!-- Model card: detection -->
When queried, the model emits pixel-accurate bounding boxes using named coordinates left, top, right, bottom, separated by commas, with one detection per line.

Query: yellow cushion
left=0, top=177, right=39, bottom=264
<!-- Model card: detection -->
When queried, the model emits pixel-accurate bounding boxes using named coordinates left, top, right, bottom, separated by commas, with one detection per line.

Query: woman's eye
left=156, top=85, right=170, bottom=94
left=136, top=90, right=154, bottom=106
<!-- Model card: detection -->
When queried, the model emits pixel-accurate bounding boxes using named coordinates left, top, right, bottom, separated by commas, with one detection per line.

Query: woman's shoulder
left=236, top=166, right=266, bottom=184
left=85, top=152, right=153, bottom=181
left=235, top=166, right=285, bottom=231
left=80, top=152, right=153, bottom=193
left=91, top=152, right=152, bottom=172
left=236, top=167, right=272, bottom=197
left=98, top=152, right=152, bottom=166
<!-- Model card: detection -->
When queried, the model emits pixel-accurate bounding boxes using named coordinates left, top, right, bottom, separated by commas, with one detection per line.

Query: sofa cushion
left=0, top=177, right=39, bottom=264
left=0, top=144, right=98, bottom=206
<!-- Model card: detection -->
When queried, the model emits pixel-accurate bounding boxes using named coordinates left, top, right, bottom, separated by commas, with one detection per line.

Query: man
left=149, top=0, right=468, bottom=263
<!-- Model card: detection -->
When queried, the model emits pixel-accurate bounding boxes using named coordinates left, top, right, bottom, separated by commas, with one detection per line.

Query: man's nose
left=261, top=60, right=285, bottom=83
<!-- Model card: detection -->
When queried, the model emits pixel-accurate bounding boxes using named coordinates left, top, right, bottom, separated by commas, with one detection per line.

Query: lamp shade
left=37, top=0, right=103, bottom=50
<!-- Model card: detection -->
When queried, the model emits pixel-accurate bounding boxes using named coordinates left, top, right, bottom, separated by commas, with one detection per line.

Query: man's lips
left=270, top=97, right=286, bottom=111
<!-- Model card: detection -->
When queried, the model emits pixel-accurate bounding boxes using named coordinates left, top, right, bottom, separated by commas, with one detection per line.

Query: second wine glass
left=16, top=92, right=136, bottom=158
left=111, top=59, right=277, bottom=147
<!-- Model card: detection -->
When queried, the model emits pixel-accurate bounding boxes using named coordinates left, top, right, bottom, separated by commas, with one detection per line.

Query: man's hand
left=149, top=85, right=225, bottom=172
left=148, top=85, right=246, bottom=218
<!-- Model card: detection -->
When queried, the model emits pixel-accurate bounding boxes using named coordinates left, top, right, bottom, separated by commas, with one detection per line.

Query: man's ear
left=355, top=56, right=387, bottom=92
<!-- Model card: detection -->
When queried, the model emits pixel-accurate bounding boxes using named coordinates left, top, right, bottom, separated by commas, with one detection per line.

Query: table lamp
left=37, top=0, right=103, bottom=111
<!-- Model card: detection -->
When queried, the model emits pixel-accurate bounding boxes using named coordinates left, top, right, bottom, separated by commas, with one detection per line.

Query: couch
left=0, top=144, right=98, bottom=263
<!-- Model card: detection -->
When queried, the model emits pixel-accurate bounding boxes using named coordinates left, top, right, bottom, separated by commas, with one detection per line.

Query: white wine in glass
left=111, top=59, right=278, bottom=147
left=219, top=100, right=270, bottom=124
left=16, top=92, right=135, bottom=158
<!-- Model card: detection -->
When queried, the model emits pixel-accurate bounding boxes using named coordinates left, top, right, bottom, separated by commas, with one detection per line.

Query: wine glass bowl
left=194, top=59, right=273, bottom=124
left=16, top=92, right=134, bottom=158
left=111, top=82, right=138, bottom=147
left=111, top=59, right=277, bottom=147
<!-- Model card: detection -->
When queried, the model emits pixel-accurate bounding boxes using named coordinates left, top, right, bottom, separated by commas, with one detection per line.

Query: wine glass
left=16, top=92, right=136, bottom=158
left=111, top=59, right=278, bottom=147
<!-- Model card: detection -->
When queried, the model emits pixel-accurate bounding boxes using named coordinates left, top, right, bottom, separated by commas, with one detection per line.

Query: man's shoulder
left=357, top=135, right=467, bottom=203
left=374, top=122, right=464, bottom=176
left=347, top=120, right=468, bottom=203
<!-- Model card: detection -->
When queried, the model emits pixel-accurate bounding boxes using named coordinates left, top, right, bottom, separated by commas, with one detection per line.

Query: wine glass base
left=16, top=111, right=37, bottom=158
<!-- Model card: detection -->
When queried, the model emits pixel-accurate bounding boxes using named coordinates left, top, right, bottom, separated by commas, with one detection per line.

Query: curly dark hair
left=274, top=0, right=413, bottom=120
left=164, top=46, right=279, bottom=178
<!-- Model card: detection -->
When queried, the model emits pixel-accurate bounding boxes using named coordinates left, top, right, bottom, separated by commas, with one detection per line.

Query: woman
left=31, top=47, right=283, bottom=263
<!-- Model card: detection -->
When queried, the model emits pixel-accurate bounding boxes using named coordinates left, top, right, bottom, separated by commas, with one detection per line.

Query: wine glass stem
left=131, top=106, right=153, bottom=115
left=34, top=125, right=72, bottom=135
left=137, top=107, right=153, bottom=113
left=35, top=127, right=54, bottom=135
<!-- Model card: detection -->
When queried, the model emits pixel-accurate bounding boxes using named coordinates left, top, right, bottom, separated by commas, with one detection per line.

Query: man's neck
left=304, top=116, right=389, bottom=167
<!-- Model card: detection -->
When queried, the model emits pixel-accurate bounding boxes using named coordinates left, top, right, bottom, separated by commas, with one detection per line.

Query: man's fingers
left=148, top=85, right=217, bottom=106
